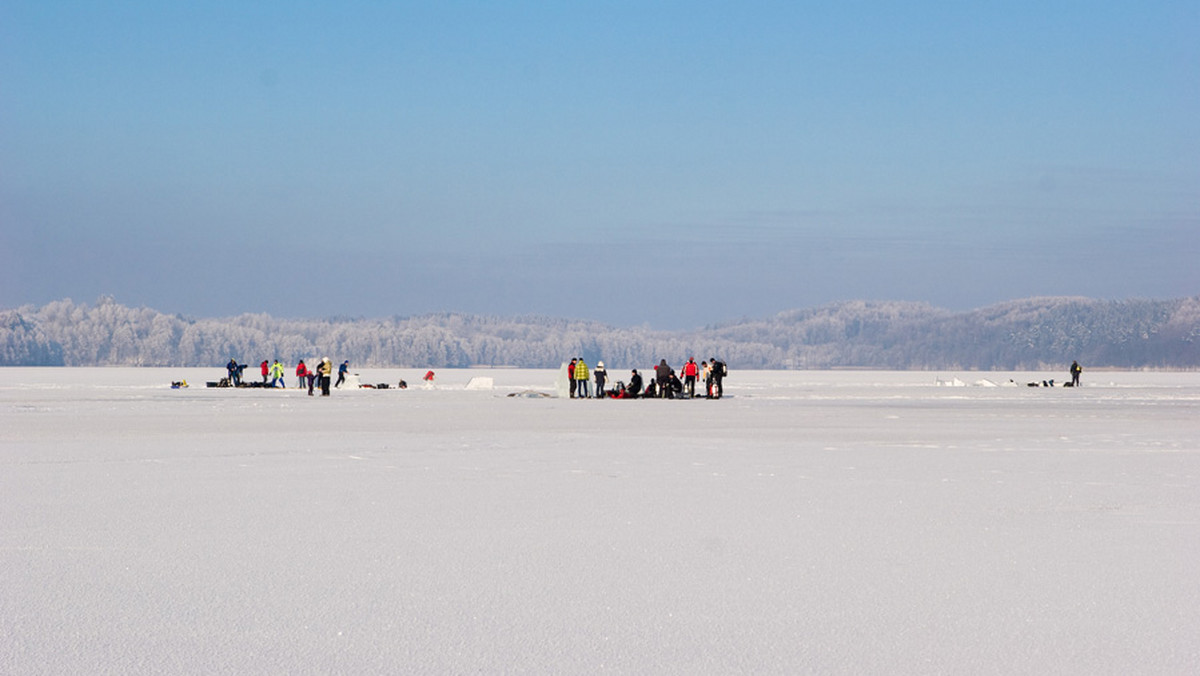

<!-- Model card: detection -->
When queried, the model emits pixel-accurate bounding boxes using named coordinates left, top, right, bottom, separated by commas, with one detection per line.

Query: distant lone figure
left=1070, top=360, right=1082, bottom=387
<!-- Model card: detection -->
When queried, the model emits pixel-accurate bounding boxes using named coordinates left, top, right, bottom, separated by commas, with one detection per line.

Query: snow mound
left=466, top=376, right=494, bottom=390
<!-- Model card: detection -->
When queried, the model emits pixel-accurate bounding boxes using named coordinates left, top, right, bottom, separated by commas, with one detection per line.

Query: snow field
left=2, top=368, right=1199, bottom=674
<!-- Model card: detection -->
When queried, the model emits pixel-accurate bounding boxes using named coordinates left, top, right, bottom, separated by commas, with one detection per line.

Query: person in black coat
left=709, top=357, right=726, bottom=398
left=668, top=373, right=684, bottom=398
left=626, top=370, right=643, bottom=398
left=654, top=359, right=672, bottom=398
left=594, top=361, right=608, bottom=398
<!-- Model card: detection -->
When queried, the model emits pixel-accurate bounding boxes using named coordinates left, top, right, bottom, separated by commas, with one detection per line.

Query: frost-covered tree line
left=2, top=295, right=1198, bottom=369
left=702, top=297, right=1200, bottom=370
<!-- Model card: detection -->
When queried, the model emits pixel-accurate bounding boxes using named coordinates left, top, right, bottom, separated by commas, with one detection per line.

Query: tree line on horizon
left=1, top=295, right=1198, bottom=370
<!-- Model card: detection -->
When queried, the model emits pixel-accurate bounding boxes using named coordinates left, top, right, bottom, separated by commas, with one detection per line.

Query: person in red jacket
left=295, top=360, right=308, bottom=389
left=682, top=357, right=699, bottom=398
left=260, top=360, right=270, bottom=384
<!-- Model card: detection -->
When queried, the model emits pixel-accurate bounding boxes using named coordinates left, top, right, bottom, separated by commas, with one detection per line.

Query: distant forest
left=2, top=296, right=1198, bottom=370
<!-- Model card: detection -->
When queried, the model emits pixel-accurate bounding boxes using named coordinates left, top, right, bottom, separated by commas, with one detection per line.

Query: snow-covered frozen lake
left=3, top=367, right=1198, bottom=674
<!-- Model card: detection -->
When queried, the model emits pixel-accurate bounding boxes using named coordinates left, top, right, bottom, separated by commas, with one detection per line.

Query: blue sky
left=2, top=1, right=1197, bottom=328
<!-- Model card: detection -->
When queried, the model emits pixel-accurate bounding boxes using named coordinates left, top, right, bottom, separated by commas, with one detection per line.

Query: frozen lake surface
left=3, top=368, right=1199, bottom=674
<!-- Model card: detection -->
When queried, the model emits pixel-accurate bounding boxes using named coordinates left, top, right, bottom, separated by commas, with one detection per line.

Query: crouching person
left=626, top=369, right=643, bottom=398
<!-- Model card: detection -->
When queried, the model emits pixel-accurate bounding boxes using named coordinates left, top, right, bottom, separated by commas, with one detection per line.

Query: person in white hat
left=593, top=360, right=608, bottom=398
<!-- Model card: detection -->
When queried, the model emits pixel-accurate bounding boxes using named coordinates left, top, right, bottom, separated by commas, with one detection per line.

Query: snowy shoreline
left=3, top=366, right=1197, bottom=390
left=3, top=369, right=1198, bottom=674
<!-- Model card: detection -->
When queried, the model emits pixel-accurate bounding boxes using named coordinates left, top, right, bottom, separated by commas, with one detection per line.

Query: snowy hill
left=2, top=295, right=1198, bottom=368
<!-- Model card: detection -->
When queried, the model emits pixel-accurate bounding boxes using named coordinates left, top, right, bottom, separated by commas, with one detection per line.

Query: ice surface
left=3, top=368, right=1199, bottom=674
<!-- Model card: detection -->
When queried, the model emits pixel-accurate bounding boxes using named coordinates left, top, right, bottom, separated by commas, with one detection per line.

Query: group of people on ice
left=567, top=357, right=727, bottom=399
left=1022, top=361, right=1085, bottom=388
left=225, top=357, right=349, bottom=396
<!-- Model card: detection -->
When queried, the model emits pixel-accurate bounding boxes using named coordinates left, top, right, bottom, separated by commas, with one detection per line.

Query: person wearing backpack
left=709, top=357, right=726, bottom=399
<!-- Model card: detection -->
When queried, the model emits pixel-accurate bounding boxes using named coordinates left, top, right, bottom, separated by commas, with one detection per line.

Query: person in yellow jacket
left=269, top=359, right=285, bottom=388
left=574, top=358, right=590, bottom=398
left=318, top=357, right=333, bottom=396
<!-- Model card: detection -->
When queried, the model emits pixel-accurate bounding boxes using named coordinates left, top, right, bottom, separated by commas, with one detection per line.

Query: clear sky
left=2, top=1, right=1197, bottom=329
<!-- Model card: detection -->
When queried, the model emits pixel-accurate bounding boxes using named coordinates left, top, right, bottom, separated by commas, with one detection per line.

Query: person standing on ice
left=270, top=359, right=285, bottom=387
left=574, top=358, right=590, bottom=398
left=682, top=357, right=699, bottom=398
left=318, top=357, right=333, bottom=396
left=1070, top=360, right=1082, bottom=387
left=226, top=358, right=241, bottom=386
left=260, top=360, right=270, bottom=384
left=336, top=360, right=349, bottom=388
left=709, top=357, right=726, bottom=399
left=594, top=361, right=608, bottom=398
left=654, top=359, right=672, bottom=398
left=295, top=360, right=308, bottom=388
left=567, top=359, right=578, bottom=399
